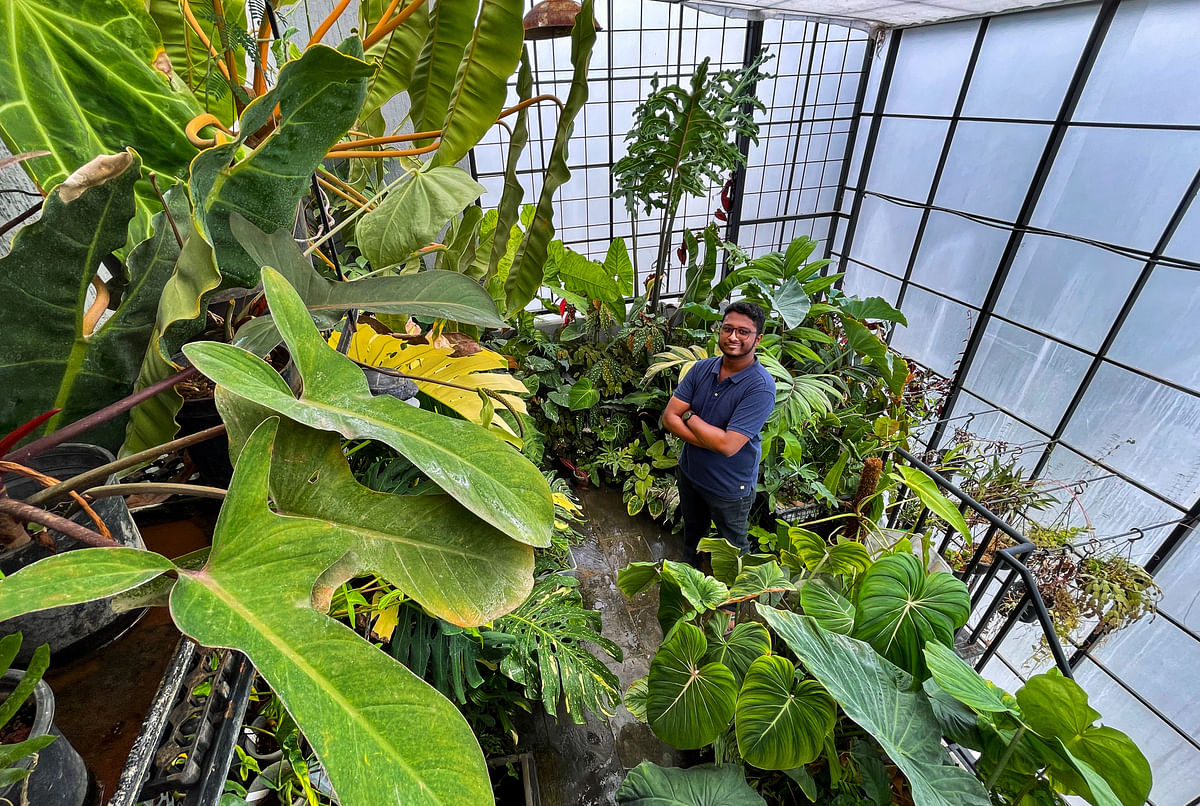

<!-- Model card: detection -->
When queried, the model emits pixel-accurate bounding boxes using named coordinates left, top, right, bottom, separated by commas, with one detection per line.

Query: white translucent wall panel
left=883, top=20, right=978, bottom=116
left=888, top=287, right=973, bottom=378
left=1164, top=193, right=1200, bottom=263
left=995, top=236, right=1143, bottom=352
left=1061, top=364, right=1200, bottom=508
left=962, top=320, right=1090, bottom=432
left=849, top=196, right=923, bottom=275
left=933, top=122, right=1050, bottom=220
left=1031, top=127, right=1200, bottom=251
left=942, top=391, right=1048, bottom=469
left=864, top=117, right=950, bottom=201
left=1075, top=0, right=1200, bottom=126
left=961, top=2, right=1096, bottom=121
left=1153, top=541, right=1200, bottom=632
left=843, top=260, right=901, bottom=304
left=910, top=214, right=1006, bottom=308
left=1109, top=268, right=1200, bottom=394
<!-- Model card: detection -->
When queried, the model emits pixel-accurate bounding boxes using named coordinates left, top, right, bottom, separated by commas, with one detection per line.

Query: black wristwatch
left=681, top=411, right=694, bottom=423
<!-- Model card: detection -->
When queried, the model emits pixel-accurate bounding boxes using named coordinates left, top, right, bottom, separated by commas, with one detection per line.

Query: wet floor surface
left=519, top=488, right=687, bottom=805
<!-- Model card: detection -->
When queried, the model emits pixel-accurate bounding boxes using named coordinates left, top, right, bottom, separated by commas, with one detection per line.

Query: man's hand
left=683, top=412, right=750, bottom=457
left=664, top=396, right=703, bottom=448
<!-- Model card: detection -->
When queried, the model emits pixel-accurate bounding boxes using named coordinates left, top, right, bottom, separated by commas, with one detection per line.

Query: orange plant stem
left=363, top=0, right=428, bottom=50
left=367, top=0, right=406, bottom=40
left=253, top=13, right=272, bottom=97
left=328, top=129, right=442, bottom=151
left=180, top=0, right=232, bottom=81
left=325, top=141, right=441, bottom=159
left=498, top=94, right=565, bottom=119
left=316, top=169, right=371, bottom=205
left=308, top=0, right=354, bottom=47
left=0, top=461, right=113, bottom=541
left=316, top=176, right=364, bottom=208
left=210, top=0, right=240, bottom=88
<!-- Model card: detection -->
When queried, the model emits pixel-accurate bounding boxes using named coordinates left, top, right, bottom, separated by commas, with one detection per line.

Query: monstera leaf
left=0, top=151, right=177, bottom=451
left=190, top=41, right=372, bottom=285
left=184, top=268, right=552, bottom=547
left=617, top=762, right=766, bottom=806
left=702, top=620, right=771, bottom=686
left=646, top=622, right=737, bottom=749
left=759, top=608, right=990, bottom=806
left=853, top=554, right=969, bottom=680
left=735, top=654, right=836, bottom=770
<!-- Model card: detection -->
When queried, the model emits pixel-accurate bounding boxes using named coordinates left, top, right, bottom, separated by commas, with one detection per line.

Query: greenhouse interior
left=0, top=0, right=1196, bottom=803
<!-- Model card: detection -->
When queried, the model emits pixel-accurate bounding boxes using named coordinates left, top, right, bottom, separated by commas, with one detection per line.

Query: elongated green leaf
left=485, top=49, right=531, bottom=281
left=0, top=735, right=55, bottom=772
left=853, top=553, right=969, bottom=680
left=702, top=620, right=770, bottom=686
left=646, top=622, right=737, bottom=749
left=184, top=268, right=552, bottom=547
left=799, top=579, right=856, bottom=635
left=895, top=465, right=971, bottom=541
left=759, top=608, right=990, bottom=806
left=606, top=236, right=635, bottom=298
left=0, top=151, right=174, bottom=450
left=503, top=0, right=595, bottom=314
left=359, top=0, right=430, bottom=122
left=191, top=42, right=371, bottom=285
left=169, top=418, right=491, bottom=806
left=409, top=0, right=477, bottom=143
left=218, top=395, right=533, bottom=625
left=358, top=166, right=484, bottom=270
left=431, top=0, right=523, bottom=167
left=0, top=0, right=201, bottom=197
left=0, top=548, right=174, bottom=622
left=735, top=654, right=836, bottom=770
left=0, top=642, right=48, bottom=734
left=923, top=642, right=1016, bottom=715
left=617, top=762, right=766, bottom=806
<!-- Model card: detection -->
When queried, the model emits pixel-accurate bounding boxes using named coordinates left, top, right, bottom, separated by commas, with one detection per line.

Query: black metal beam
left=722, top=18, right=766, bottom=270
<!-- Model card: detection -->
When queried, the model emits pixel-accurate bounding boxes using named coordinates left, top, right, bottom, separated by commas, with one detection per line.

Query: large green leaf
left=617, top=561, right=661, bottom=597
left=357, top=166, right=484, bottom=270
left=217, top=396, right=533, bottom=626
left=408, top=0, right=477, bottom=143
left=169, top=418, right=491, bottom=806
left=839, top=296, right=908, bottom=326
left=662, top=561, right=729, bottom=613
left=484, top=49, right=531, bottom=282
left=0, top=547, right=174, bottom=622
left=359, top=0, right=430, bottom=123
left=0, top=0, right=201, bottom=197
left=735, top=654, right=836, bottom=770
left=646, top=622, right=737, bottom=749
left=617, top=762, right=766, bottom=806
left=759, top=608, right=990, bottom=806
left=853, top=553, right=969, bottom=680
left=895, top=465, right=971, bottom=542
left=765, top=278, right=811, bottom=330
left=431, top=0, right=523, bottom=168
left=191, top=42, right=371, bottom=285
left=923, top=642, right=1016, bottom=715
left=502, top=0, right=594, bottom=314
left=781, top=528, right=872, bottom=578
left=799, top=579, right=856, bottom=635
left=183, top=268, right=552, bottom=547
left=725, top=561, right=793, bottom=603
left=702, top=620, right=770, bottom=686
left=0, top=151, right=175, bottom=451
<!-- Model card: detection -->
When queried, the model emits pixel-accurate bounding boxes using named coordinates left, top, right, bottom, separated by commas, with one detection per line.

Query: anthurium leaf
left=617, top=761, right=766, bottom=806
left=840, top=296, right=908, bottom=326
left=183, top=267, right=552, bottom=547
left=169, top=418, right=491, bottom=806
left=605, top=237, right=635, bottom=298
left=923, top=642, right=1017, bottom=715
left=617, top=562, right=661, bottom=597
left=484, top=50, right=531, bottom=282
left=217, top=395, right=533, bottom=626
left=895, top=465, right=971, bottom=541
left=766, top=278, right=811, bottom=330
left=358, top=166, right=485, bottom=270
left=0, top=150, right=173, bottom=451
left=191, top=42, right=371, bottom=285
left=567, top=377, right=601, bottom=411
left=408, top=0, right=477, bottom=145
left=735, top=654, right=836, bottom=770
left=558, top=250, right=621, bottom=307
left=702, top=621, right=771, bottom=686
left=646, top=622, right=737, bottom=749
left=431, top=0, right=523, bottom=167
left=759, top=608, right=990, bottom=806
left=0, top=0, right=201, bottom=198
left=0, top=548, right=174, bottom=622
left=726, top=561, right=794, bottom=603
left=853, top=553, right=969, bottom=680
left=663, top=560, right=729, bottom=612
left=503, top=0, right=595, bottom=314
left=799, top=579, right=856, bottom=635
left=359, top=0, right=430, bottom=123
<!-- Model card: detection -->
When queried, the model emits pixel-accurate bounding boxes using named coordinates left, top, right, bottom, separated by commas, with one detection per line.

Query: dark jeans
left=676, top=470, right=754, bottom=567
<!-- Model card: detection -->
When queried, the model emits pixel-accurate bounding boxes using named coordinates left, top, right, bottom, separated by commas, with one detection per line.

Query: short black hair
left=723, top=301, right=766, bottom=335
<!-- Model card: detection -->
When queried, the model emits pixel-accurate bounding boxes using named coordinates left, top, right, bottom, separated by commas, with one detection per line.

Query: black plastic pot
left=177, top=396, right=234, bottom=487
left=0, top=444, right=147, bottom=663
left=0, top=670, right=89, bottom=806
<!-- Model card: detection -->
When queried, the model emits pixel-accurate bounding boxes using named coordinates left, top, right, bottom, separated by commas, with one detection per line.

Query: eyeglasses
left=718, top=324, right=756, bottom=338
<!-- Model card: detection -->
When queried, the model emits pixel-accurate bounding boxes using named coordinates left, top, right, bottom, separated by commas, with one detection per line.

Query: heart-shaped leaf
left=735, top=654, right=836, bottom=770
left=663, top=561, right=729, bottom=612
left=782, top=528, right=872, bottom=578
left=726, top=561, right=794, bottom=603
left=646, top=622, right=737, bottom=749
left=617, top=762, right=766, bottom=806
left=357, top=167, right=485, bottom=270
left=703, top=620, right=771, bottom=686
left=800, top=579, right=856, bottom=635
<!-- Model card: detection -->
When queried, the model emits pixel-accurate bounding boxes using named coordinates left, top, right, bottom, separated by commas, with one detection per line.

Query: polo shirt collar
left=711, top=355, right=759, bottom=384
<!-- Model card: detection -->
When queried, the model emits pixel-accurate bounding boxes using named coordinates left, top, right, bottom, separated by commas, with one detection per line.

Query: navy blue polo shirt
left=673, top=355, right=776, bottom=499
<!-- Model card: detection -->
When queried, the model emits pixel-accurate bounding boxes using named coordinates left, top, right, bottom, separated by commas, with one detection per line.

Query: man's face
left=718, top=311, right=761, bottom=359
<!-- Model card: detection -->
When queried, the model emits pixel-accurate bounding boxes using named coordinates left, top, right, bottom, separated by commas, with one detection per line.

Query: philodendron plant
left=0, top=270, right=555, bottom=806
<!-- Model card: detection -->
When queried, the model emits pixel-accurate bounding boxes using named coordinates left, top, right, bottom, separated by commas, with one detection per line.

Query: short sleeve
left=673, top=358, right=705, bottom=404
left=726, top=378, right=776, bottom=438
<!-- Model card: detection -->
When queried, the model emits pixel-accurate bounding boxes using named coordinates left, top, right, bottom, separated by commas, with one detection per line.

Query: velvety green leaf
left=663, top=561, right=729, bottom=613
left=617, top=761, right=765, bottom=806
left=217, top=395, right=533, bottom=626
left=782, top=528, right=871, bottom=578
left=736, top=654, right=836, bottom=770
left=626, top=676, right=649, bottom=723
left=726, top=561, right=794, bottom=603
left=184, top=268, right=552, bottom=547
left=759, top=608, right=990, bottom=806
left=169, top=419, right=491, bottom=806
left=431, top=0, right=523, bottom=167
left=357, top=166, right=484, bottom=270
left=703, top=620, right=770, bottom=686
left=895, top=465, right=971, bottom=541
left=646, top=622, right=737, bottom=749
left=191, top=43, right=371, bottom=285
left=924, top=642, right=1016, bottom=715
left=0, top=0, right=201, bottom=199
left=853, top=553, right=970, bottom=680
left=766, top=278, right=811, bottom=330
left=568, top=377, right=601, bottom=411
left=800, top=579, right=856, bottom=635
left=617, top=562, right=661, bottom=598
left=697, top=537, right=743, bottom=585
left=0, top=548, right=174, bottom=622
left=408, top=0, right=477, bottom=144
left=840, top=296, right=908, bottom=326
left=0, top=151, right=173, bottom=451
left=503, top=0, right=595, bottom=314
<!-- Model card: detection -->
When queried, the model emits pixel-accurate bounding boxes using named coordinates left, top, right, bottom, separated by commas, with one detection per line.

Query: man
left=664, top=301, right=776, bottom=566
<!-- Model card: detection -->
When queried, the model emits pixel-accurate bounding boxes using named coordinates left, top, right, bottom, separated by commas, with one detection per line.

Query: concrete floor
left=520, top=488, right=688, bottom=805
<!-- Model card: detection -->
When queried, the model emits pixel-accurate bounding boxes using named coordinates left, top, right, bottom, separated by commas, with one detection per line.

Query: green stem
left=984, top=724, right=1027, bottom=791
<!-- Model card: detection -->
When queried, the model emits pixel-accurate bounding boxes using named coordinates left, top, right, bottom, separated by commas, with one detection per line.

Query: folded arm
left=664, top=396, right=750, bottom=457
